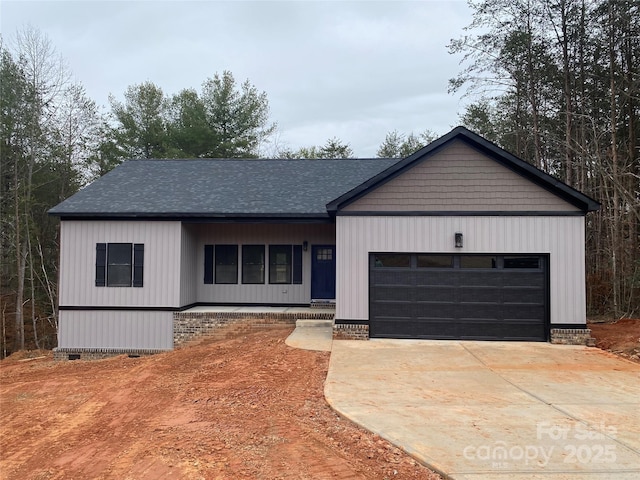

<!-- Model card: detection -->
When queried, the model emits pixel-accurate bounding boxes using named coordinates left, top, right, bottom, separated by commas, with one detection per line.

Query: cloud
left=2, top=0, right=472, bottom=156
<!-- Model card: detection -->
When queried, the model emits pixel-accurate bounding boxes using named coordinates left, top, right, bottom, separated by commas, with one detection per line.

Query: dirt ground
left=588, top=317, right=640, bottom=363
left=2, top=320, right=638, bottom=480
left=0, top=327, right=441, bottom=480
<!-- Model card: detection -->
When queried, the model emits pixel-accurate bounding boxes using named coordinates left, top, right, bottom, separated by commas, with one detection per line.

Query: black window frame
left=242, top=245, right=265, bottom=284
left=95, top=242, right=144, bottom=288
left=215, top=244, right=238, bottom=284
left=204, top=245, right=214, bottom=284
left=269, top=245, right=303, bottom=285
left=269, top=245, right=292, bottom=284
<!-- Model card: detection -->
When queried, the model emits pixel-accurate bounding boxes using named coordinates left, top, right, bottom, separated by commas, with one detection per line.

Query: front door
left=311, top=245, right=336, bottom=299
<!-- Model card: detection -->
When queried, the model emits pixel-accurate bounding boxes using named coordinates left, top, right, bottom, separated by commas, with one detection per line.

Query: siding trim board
left=337, top=211, right=586, bottom=217
left=551, top=323, right=588, bottom=329
left=59, top=306, right=183, bottom=311
left=59, top=215, right=333, bottom=223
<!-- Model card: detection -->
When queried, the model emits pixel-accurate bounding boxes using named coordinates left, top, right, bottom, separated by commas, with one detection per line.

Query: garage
left=369, top=253, right=548, bottom=341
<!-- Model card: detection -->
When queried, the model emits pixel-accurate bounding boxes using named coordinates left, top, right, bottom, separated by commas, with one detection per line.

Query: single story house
left=49, top=126, right=600, bottom=359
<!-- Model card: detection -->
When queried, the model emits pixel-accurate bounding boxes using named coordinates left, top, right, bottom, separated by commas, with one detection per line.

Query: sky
left=1, top=0, right=473, bottom=157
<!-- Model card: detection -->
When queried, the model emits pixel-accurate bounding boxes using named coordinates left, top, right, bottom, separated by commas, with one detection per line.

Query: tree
left=166, top=88, right=210, bottom=158
left=278, top=137, right=354, bottom=159
left=198, top=71, right=276, bottom=158
left=1, top=27, right=92, bottom=355
left=449, top=0, right=640, bottom=316
left=377, top=129, right=438, bottom=157
left=109, top=81, right=168, bottom=159
left=108, top=71, right=277, bottom=159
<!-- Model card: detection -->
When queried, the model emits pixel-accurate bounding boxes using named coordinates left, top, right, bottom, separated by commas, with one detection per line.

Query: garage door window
left=504, top=256, right=541, bottom=269
left=417, top=255, right=453, bottom=268
left=460, top=255, right=497, bottom=269
left=373, top=254, right=410, bottom=268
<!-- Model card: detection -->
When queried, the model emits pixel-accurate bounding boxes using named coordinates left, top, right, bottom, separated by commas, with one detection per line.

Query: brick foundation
left=550, top=328, right=596, bottom=346
left=333, top=323, right=369, bottom=340
left=173, top=311, right=335, bottom=347
left=53, top=347, right=168, bottom=361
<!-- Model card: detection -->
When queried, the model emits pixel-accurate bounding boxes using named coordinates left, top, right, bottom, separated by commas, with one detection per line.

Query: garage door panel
left=503, top=287, right=544, bottom=304
left=414, top=271, right=458, bottom=286
left=503, top=271, right=544, bottom=286
left=502, top=304, right=545, bottom=319
left=459, top=271, right=504, bottom=286
left=458, top=303, right=502, bottom=319
left=416, top=303, right=459, bottom=318
left=457, top=286, right=503, bottom=303
left=372, top=286, right=414, bottom=301
left=375, top=319, right=460, bottom=339
left=413, top=286, right=456, bottom=302
left=370, top=270, right=414, bottom=286
left=371, top=301, right=415, bottom=317
left=370, top=254, right=548, bottom=341
left=457, top=320, right=546, bottom=341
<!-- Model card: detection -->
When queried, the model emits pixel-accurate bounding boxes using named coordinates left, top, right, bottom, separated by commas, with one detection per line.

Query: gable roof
left=49, top=157, right=399, bottom=220
left=327, top=126, right=600, bottom=214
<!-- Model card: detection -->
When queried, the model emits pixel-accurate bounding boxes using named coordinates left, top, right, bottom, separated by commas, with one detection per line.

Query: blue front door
left=311, top=245, right=336, bottom=299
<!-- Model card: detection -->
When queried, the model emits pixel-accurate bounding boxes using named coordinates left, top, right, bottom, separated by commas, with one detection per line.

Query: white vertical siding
left=58, top=310, right=173, bottom=350
left=59, top=221, right=182, bottom=308
left=193, top=223, right=335, bottom=304
left=336, top=215, right=586, bottom=325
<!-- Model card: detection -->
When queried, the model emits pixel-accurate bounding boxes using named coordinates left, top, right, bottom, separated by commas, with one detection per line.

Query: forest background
left=1, top=0, right=638, bottom=356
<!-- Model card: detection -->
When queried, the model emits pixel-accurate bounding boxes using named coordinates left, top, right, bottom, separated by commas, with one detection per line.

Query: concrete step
left=295, top=319, right=333, bottom=328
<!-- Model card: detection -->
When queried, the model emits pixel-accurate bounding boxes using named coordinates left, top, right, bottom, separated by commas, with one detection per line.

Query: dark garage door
left=370, top=254, right=548, bottom=341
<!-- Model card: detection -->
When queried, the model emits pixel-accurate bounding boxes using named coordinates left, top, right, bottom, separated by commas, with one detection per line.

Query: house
left=49, top=127, right=600, bottom=359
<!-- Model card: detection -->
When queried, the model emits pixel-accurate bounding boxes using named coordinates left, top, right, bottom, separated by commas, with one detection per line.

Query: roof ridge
left=126, top=157, right=395, bottom=162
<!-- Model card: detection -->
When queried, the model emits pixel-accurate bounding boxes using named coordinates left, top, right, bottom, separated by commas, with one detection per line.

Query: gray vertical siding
left=180, top=224, right=199, bottom=306
left=59, top=220, right=182, bottom=308
left=58, top=310, right=173, bottom=350
left=193, top=223, right=335, bottom=304
left=343, top=141, right=580, bottom=212
left=336, top=216, right=587, bottom=325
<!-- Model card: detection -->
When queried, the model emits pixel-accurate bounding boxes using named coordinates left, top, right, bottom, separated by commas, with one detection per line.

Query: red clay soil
left=588, top=318, right=640, bottom=363
left=0, top=327, right=440, bottom=480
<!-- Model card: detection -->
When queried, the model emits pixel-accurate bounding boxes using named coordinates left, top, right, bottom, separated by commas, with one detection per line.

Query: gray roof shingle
left=49, top=158, right=400, bottom=218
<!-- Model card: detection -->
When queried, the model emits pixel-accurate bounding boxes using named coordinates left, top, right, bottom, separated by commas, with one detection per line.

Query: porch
left=174, top=305, right=335, bottom=347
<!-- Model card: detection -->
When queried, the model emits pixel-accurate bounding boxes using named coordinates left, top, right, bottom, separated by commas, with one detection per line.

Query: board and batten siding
left=192, top=223, right=335, bottom=304
left=59, top=220, right=183, bottom=308
left=180, top=224, right=199, bottom=306
left=58, top=310, right=173, bottom=350
left=343, top=140, right=580, bottom=212
left=336, top=216, right=586, bottom=326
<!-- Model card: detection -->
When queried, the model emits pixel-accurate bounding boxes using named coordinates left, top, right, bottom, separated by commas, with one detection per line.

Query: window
left=215, top=245, right=238, bottom=284
left=269, top=245, right=291, bottom=284
left=504, top=256, right=540, bottom=269
left=204, top=245, right=214, bottom=284
left=373, top=254, right=411, bottom=268
left=460, top=255, right=497, bottom=269
left=269, top=245, right=303, bottom=284
left=417, top=255, right=453, bottom=268
left=316, top=248, right=333, bottom=261
left=95, top=243, right=144, bottom=287
left=242, top=245, right=265, bottom=284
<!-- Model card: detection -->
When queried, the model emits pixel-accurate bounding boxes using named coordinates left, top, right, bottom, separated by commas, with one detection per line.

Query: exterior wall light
left=455, top=232, right=463, bottom=248
left=303, top=241, right=308, bottom=251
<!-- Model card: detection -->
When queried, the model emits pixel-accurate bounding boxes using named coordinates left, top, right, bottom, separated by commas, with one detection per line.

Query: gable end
left=327, top=126, right=600, bottom=214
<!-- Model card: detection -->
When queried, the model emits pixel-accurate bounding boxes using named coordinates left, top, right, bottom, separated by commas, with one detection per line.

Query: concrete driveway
left=325, top=340, right=640, bottom=479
